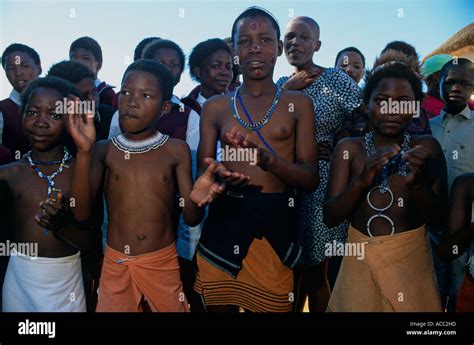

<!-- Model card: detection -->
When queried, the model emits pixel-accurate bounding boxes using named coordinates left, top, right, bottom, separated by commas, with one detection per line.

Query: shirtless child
left=60, top=59, right=229, bottom=312
left=194, top=7, right=318, bottom=312
left=323, top=51, right=447, bottom=311
left=1, top=76, right=89, bottom=312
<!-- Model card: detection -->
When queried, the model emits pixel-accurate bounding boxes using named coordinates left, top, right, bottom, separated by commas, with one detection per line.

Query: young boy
left=61, top=59, right=229, bottom=312
left=438, top=173, right=474, bottom=312
left=69, top=37, right=116, bottom=110
left=430, top=57, right=474, bottom=311
left=194, top=7, right=318, bottom=312
left=1, top=43, right=42, bottom=156
left=1, top=76, right=91, bottom=312
left=142, top=38, right=204, bottom=311
left=47, top=60, right=114, bottom=141
left=324, top=52, right=447, bottom=312
left=421, top=54, right=452, bottom=119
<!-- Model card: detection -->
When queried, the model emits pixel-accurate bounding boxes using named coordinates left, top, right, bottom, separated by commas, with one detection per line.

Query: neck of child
left=295, top=60, right=318, bottom=73
left=445, top=103, right=466, bottom=115
left=240, top=76, right=276, bottom=97
left=200, top=85, right=218, bottom=99
left=30, top=144, right=65, bottom=162
left=123, top=127, right=158, bottom=141
left=373, top=130, right=406, bottom=148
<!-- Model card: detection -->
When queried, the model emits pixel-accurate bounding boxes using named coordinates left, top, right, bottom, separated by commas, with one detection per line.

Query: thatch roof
left=423, top=23, right=474, bottom=62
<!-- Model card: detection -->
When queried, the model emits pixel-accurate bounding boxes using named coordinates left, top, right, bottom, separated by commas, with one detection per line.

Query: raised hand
left=191, top=158, right=227, bottom=207
left=34, top=192, right=67, bottom=230
left=402, top=145, right=432, bottom=186
left=358, top=144, right=400, bottom=188
left=65, top=95, right=96, bottom=154
left=226, top=126, right=275, bottom=171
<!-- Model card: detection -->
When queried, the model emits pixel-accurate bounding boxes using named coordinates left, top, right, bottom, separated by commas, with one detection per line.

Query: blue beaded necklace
left=27, top=147, right=72, bottom=235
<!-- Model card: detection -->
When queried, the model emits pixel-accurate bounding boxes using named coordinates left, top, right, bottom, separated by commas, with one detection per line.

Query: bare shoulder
left=93, top=138, right=112, bottom=158
left=452, top=173, right=474, bottom=197
left=165, top=137, right=190, bottom=161
left=281, top=89, right=312, bottom=106
left=334, top=137, right=364, bottom=156
left=0, top=159, right=28, bottom=181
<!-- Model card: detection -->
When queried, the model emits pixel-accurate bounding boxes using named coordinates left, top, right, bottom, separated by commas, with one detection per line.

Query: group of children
left=0, top=6, right=472, bottom=313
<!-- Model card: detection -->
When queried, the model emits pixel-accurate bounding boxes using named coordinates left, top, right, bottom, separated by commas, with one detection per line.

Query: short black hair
left=335, top=47, right=365, bottom=67
left=134, top=37, right=161, bottom=61
left=363, top=50, right=422, bottom=104
left=2, top=43, right=41, bottom=69
left=122, top=59, right=174, bottom=102
left=47, top=60, right=95, bottom=84
left=231, top=6, right=280, bottom=44
left=20, top=76, right=80, bottom=115
left=69, top=36, right=103, bottom=62
left=439, top=58, right=474, bottom=81
left=381, top=41, right=418, bottom=59
left=142, top=39, right=185, bottom=74
left=189, top=38, right=232, bottom=82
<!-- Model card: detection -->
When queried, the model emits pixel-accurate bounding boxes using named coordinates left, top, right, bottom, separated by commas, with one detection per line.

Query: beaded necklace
left=231, top=86, right=282, bottom=131
left=364, top=131, right=411, bottom=237
left=27, top=147, right=72, bottom=235
left=111, top=131, right=169, bottom=154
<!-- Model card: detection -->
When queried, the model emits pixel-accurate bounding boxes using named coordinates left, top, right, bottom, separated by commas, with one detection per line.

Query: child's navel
left=137, top=235, right=146, bottom=240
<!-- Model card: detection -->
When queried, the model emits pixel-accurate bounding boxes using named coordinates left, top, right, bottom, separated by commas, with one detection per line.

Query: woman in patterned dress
left=277, top=16, right=361, bottom=311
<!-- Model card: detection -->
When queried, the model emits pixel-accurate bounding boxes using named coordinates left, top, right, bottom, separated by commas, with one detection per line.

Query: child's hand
left=213, top=161, right=251, bottom=187
left=225, top=127, right=275, bottom=171
left=358, top=144, right=400, bottom=188
left=66, top=95, right=96, bottom=154
left=34, top=192, right=66, bottom=230
left=283, top=69, right=320, bottom=90
left=403, top=145, right=432, bottom=186
left=191, top=158, right=227, bottom=207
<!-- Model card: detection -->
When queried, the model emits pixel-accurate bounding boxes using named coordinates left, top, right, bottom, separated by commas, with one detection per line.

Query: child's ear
left=194, top=67, right=202, bottom=80
left=37, top=64, right=43, bottom=77
left=277, top=40, right=283, bottom=57
left=96, top=60, right=102, bottom=72
left=160, top=101, right=172, bottom=117
left=314, top=40, right=322, bottom=53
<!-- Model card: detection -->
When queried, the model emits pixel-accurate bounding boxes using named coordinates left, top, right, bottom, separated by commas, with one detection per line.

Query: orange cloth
left=96, top=242, right=189, bottom=312
left=456, top=274, right=474, bottom=312
left=195, top=237, right=293, bottom=312
left=328, top=224, right=442, bottom=312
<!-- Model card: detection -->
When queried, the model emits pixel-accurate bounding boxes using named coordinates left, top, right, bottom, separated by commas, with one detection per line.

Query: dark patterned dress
left=277, top=68, right=361, bottom=266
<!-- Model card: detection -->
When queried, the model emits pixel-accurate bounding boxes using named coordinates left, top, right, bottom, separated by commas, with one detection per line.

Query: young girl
left=1, top=77, right=93, bottom=312
left=324, top=51, right=447, bottom=312
left=181, top=38, right=233, bottom=115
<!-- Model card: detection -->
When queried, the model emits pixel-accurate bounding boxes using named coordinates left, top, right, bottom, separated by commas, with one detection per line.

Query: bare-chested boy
left=1, top=76, right=91, bottom=312
left=61, top=59, right=229, bottom=312
left=324, top=51, right=447, bottom=311
left=194, top=7, right=318, bottom=312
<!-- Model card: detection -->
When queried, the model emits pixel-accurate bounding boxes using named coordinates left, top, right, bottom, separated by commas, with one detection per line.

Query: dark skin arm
left=323, top=139, right=399, bottom=227
left=65, top=98, right=106, bottom=222
left=174, top=140, right=225, bottom=226
left=403, top=138, right=448, bottom=230
left=438, top=174, right=474, bottom=260
left=226, top=94, right=318, bottom=192
left=197, top=98, right=250, bottom=186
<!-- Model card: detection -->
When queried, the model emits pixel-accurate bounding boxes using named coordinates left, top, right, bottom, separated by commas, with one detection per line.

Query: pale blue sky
left=0, top=0, right=472, bottom=99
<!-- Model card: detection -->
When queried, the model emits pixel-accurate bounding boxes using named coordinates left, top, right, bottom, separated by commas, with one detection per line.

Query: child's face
left=76, top=77, right=99, bottom=105
left=4, top=51, right=41, bottom=93
left=368, top=77, right=415, bottom=138
left=283, top=19, right=320, bottom=69
left=234, top=16, right=282, bottom=80
left=118, top=70, right=170, bottom=134
left=151, top=48, right=182, bottom=87
left=70, top=48, right=101, bottom=77
left=440, top=65, right=473, bottom=108
left=336, top=52, right=364, bottom=84
left=23, top=87, right=66, bottom=151
left=198, top=49, right=233, bottom=95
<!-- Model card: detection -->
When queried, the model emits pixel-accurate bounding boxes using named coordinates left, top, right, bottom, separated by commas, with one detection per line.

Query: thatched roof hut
left=423, top=23, right=474, bottom=62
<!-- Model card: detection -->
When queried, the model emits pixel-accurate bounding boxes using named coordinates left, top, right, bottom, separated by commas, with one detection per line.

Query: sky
left=0, top=0, right=472, bottom=99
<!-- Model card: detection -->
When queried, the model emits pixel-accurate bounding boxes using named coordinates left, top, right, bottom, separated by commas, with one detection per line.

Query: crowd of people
left=0, top=6, right=472, bottom=313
